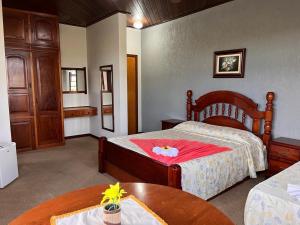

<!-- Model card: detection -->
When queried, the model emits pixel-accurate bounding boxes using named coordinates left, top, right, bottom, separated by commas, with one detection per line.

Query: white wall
left=126, top=27, right=142, bottom=132
left=0, top=0, right=11, bottom=142
left=141, top=0, right=300, bottom=139
left=87, top=13, right=127, bottom=138
left=59, top=24, right=90, bottom=136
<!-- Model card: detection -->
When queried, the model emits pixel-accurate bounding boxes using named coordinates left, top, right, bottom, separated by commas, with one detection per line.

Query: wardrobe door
left=6, top=48, right=35, bottom=151
left=30, top=15, right=58, bottom=48
left=32, top=50, right=63, bottom=147
left=11, top=119, right=35, bottom=152
left=3, top=9, right=30, bottom=47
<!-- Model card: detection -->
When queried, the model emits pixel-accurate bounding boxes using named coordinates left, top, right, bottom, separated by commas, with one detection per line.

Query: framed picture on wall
left=213, top=48, right=246, bottom=78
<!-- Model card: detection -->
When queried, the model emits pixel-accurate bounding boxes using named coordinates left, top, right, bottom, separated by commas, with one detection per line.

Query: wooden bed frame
left=99, top=90, right=275, bottom=189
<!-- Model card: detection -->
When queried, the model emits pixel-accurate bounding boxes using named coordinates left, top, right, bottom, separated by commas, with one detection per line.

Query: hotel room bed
left=99, top=90, right=275, bottom=199
left=108, top=122, right=266, bottom=200
left=245, top=161, right=300, bottom=225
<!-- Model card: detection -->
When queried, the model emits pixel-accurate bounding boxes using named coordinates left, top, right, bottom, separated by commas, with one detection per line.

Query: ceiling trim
left=59, top=22, right=86, bottom=28
left=86, top=10, right=131, bottom=27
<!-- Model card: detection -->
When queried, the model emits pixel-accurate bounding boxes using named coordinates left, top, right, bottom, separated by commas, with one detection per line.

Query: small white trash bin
left=0, top=142, right=19, bottom=188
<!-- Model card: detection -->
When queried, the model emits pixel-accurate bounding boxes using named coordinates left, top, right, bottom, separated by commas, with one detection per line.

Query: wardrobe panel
left=6, top=49, right=34, bottom=151
left=37, top=115, right=62, bottom=145
left=9, top=94, right=31, bottom=114
left=30, top=15, right=58, bottom=48
left=6, top=53, right=29, bottom=89
left=34, top=52, right=59, bottom=111
left=6, top=49, right=32, bottom=114
left=32, top=50, right=63, bottom=147
left=4, top=8, right=64, bottom=151
left=11, top=119, right=35, bottom=152
left=3, top=9, right=30, bottom=47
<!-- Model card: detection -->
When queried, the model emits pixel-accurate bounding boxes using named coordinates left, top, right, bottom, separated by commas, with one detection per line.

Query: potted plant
left=101, top=182, right=126, bottom=225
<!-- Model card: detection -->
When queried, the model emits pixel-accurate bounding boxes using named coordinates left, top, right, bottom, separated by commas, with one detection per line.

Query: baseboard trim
left=89, top=134, right=99, bottom=139
left=65, top=134, right=99, bottom=139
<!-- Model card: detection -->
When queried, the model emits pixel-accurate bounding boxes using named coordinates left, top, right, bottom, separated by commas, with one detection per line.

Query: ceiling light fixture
left=133, top=20, right=143, bottom=29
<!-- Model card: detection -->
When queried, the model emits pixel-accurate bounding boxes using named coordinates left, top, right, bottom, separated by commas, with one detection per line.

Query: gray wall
left=141, top=0, right=300, bottom=139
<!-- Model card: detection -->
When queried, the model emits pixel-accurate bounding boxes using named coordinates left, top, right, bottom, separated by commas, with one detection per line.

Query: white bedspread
left=244, top=162, right=300, bottom=225
left=108, top=121, right=266, bottom=200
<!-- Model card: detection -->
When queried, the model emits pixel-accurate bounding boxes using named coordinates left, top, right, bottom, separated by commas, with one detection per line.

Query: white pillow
left=173, top=121, right=264, bottom=148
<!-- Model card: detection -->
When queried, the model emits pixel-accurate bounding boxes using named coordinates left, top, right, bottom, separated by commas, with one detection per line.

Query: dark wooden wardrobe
left=3, top=8, right=64, bottom=152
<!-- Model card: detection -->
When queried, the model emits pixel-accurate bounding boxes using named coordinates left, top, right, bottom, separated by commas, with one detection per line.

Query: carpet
left=0, top=136, right=263, bottom=225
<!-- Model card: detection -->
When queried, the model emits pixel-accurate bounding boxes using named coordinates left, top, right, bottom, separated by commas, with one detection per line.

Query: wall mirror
left=62, top=67, right=87, bottom=94
left=100, top=65, right=114, bottom=132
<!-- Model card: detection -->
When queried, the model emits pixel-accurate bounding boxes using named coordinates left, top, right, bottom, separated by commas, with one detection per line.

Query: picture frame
left=213, top=48, right=246, bottom=78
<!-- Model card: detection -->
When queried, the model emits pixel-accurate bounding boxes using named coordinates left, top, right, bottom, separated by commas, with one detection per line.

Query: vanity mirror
left=62, top=67, right=87, bottom=94
left=100, top=65, right=114, bottom=132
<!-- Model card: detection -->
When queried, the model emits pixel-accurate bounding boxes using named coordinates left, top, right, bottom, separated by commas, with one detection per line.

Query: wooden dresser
left=64, top=107, right=97, bottom=118
left=268, top=137, right=300, bottom=176
left=161, top=119, right=185, bottom=130
left=4, top=8, right=63, bottom=152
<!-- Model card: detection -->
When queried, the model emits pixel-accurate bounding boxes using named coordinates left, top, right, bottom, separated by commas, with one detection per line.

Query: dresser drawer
left=64, top=107, right=97, bottom=118
left=269, top=159, right=293, bottom=174
left=269, top=145, right=300, bottom=162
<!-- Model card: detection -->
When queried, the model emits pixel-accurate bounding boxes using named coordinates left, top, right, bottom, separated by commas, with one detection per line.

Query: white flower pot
left=103, top=204, right=121, bottom=225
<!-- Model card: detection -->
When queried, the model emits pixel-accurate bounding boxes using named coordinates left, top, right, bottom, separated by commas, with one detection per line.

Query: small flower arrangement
left=101, top=183, right=126, bottom=225
left=152, top=146, right=179, bottom=157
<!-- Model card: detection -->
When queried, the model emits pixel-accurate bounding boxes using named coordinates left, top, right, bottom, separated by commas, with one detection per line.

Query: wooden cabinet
left=6, top=49, right=32, bottom=115
left=268, top=137, right=300, bottom=176
left=30, top=15, right=59, bottom=48
left=64, top=107, right=97, bottom=118
left=4, top=8, right=64, bottom=152
left=32, top=50, right=63, bottom=147
left=11, top=119, right=35, bottom=152
left=161, top=119, right=185, bottom=130
left=6, top=48, right=35, bottom=151
left=3, top=9, right=30, bottom=47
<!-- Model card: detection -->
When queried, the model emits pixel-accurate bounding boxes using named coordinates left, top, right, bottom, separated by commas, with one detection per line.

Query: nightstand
left=161, top=119, right=185, bottom=130
left=268, top=137, right=300, bottom=176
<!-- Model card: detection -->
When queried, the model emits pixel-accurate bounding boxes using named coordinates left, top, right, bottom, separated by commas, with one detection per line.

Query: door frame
left=127, top=54, right=138, bottom=134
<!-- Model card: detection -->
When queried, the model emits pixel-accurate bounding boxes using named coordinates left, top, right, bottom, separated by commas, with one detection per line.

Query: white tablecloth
left=51, top=195, right=167, bottom=225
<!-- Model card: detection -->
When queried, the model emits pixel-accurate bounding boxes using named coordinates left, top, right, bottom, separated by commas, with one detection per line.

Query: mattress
left=244, top=162, right=300, bottom=225
left=108, top=121, right=266, bottom=200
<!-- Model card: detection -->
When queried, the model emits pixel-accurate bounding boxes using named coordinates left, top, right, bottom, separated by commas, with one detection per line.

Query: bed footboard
left=98, top=137, right=182, bottom=189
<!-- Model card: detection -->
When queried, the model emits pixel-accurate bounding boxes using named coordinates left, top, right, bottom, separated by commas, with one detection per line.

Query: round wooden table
left=10, top=183, right=234, bottom=225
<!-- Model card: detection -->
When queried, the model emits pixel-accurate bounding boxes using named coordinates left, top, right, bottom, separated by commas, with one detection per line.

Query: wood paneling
left=36, top=115, right=62, bottom=146
left=3, top=0, right=233, bottom=28
left=6, top=49, right=35, bottom=151
left=3, top=8, right=29, bottom=47
left=11, top=119, right=35, bottom=152
left=32, top=50, right=63, bottom=147
left=4, top=8, right=64, bottom=151
left=6, top=49, right=31, bottom=91
left=127, top=55, right=138, bottom=134
left=9, top=94, right=31, bottom=114
left=30, top=15, right=58, bottom=48
left=32, top=51, right=60, bottom=111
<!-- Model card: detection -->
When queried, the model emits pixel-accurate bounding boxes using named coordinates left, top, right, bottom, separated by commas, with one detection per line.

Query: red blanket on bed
left=130, top=139, right=231, bottom=166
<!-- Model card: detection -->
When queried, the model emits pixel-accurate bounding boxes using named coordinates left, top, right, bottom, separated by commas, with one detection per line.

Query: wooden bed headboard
left=186, top=90, right=275, bottom=146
